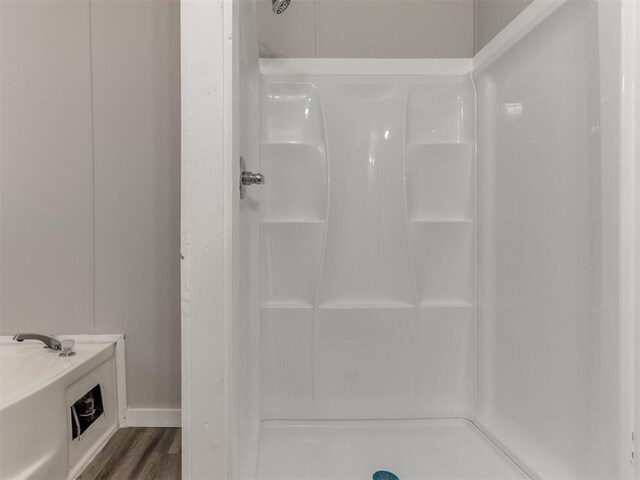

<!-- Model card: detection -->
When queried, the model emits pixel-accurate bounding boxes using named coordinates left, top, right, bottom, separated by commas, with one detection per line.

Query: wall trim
left=126, top=408, right=182, bottom=428
left=260, top=58, right=473, bottom=76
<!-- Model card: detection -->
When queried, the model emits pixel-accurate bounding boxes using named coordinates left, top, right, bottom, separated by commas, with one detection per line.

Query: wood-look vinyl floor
left=78, top=427, right=181, bottom=480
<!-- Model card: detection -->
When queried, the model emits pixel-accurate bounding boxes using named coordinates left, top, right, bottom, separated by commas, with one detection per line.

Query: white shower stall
left=181, top=0, right=640, bottom=478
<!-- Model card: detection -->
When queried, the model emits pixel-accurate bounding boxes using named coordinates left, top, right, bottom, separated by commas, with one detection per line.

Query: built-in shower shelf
left=317, top=302, right=415, bottom=309
left=261, top=303, right=314, bottom=309
left=419, top=300, right=473, bottom=308
left=260, top=219, right=326, bottom=224
left=409, top=218, right=473, bottom=224
left=406, top=141, right=475, bottom=148
left=260, top=142, right=326, bottom=148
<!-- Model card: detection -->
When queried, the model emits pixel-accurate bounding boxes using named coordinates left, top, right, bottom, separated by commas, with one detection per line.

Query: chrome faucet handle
left=59, top=338, right=76, bottom=357
left=13, top=333, right=62, bottom=350
left=242, top=171, right=265, bottom=185
left=239, top=156, right=265, bottom=199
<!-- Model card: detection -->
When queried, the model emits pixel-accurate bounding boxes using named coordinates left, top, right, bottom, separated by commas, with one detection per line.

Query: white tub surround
left=0, top=335, right=125, bottom=480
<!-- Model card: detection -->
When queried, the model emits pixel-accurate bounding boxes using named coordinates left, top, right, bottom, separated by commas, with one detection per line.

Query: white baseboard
left=125, top=408, right=181, bottom=428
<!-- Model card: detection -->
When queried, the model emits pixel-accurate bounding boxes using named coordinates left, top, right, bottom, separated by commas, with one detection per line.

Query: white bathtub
left=0, top=335, right=125, bottom=480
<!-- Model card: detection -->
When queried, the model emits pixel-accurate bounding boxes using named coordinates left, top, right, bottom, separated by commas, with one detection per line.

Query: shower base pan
left=256, top=419, right=527, bottom=480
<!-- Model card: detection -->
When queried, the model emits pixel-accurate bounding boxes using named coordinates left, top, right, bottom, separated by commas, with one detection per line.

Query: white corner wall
left=475, top=1, right=633, bottom=478
left=0, top=0, right=181, bottom=412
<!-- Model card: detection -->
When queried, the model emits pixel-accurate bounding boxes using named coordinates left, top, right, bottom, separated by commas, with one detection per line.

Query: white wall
left=0, top=0, right=181, bottom=410
left=475, top=0, right=533, bottom=51
left=91, top=0, right=181, bottom=410
left=1, top=0, right=95, bottom=335
left=256, top=0, right=474, bottom=58
left=256, top=0, right=536, bottom=59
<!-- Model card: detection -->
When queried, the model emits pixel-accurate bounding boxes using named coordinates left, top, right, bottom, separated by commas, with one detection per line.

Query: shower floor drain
left=372, top=471, right=399, bottom=480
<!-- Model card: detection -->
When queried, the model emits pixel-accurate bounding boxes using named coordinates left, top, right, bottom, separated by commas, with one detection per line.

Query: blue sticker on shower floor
left=372, top=471, right=399, bottom=480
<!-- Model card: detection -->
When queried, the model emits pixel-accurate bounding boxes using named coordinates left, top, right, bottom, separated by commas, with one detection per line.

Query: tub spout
left=13, top=333, right=62, bottom=350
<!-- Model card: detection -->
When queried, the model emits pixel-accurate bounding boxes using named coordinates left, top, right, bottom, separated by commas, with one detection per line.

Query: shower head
left=272, top=0, right=290, bottom=14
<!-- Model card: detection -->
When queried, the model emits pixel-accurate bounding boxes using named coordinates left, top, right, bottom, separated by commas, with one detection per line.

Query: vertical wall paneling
left=256, top=0, right=475, bottom=59
left=0, top=0, right=94, bottom=334
left=0, top=0, right=181, bottom=411
left=92, top=0, right=181, bottom=409
left=317, top=0, right=474, bottom=59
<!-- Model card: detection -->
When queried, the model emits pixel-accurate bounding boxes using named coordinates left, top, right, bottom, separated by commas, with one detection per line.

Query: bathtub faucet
left=12, top=333, right=62, bottom=350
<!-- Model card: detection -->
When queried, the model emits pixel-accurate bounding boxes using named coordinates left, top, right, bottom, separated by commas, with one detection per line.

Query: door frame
left=181, top=0, right=237, bottom=477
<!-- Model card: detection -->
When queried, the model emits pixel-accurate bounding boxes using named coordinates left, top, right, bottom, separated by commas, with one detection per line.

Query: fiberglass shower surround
left=256, top=73, right=489, bottom=478
left=229, top=0, right=635, bottom=479
left=259, top=78, right=476, bottom=419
